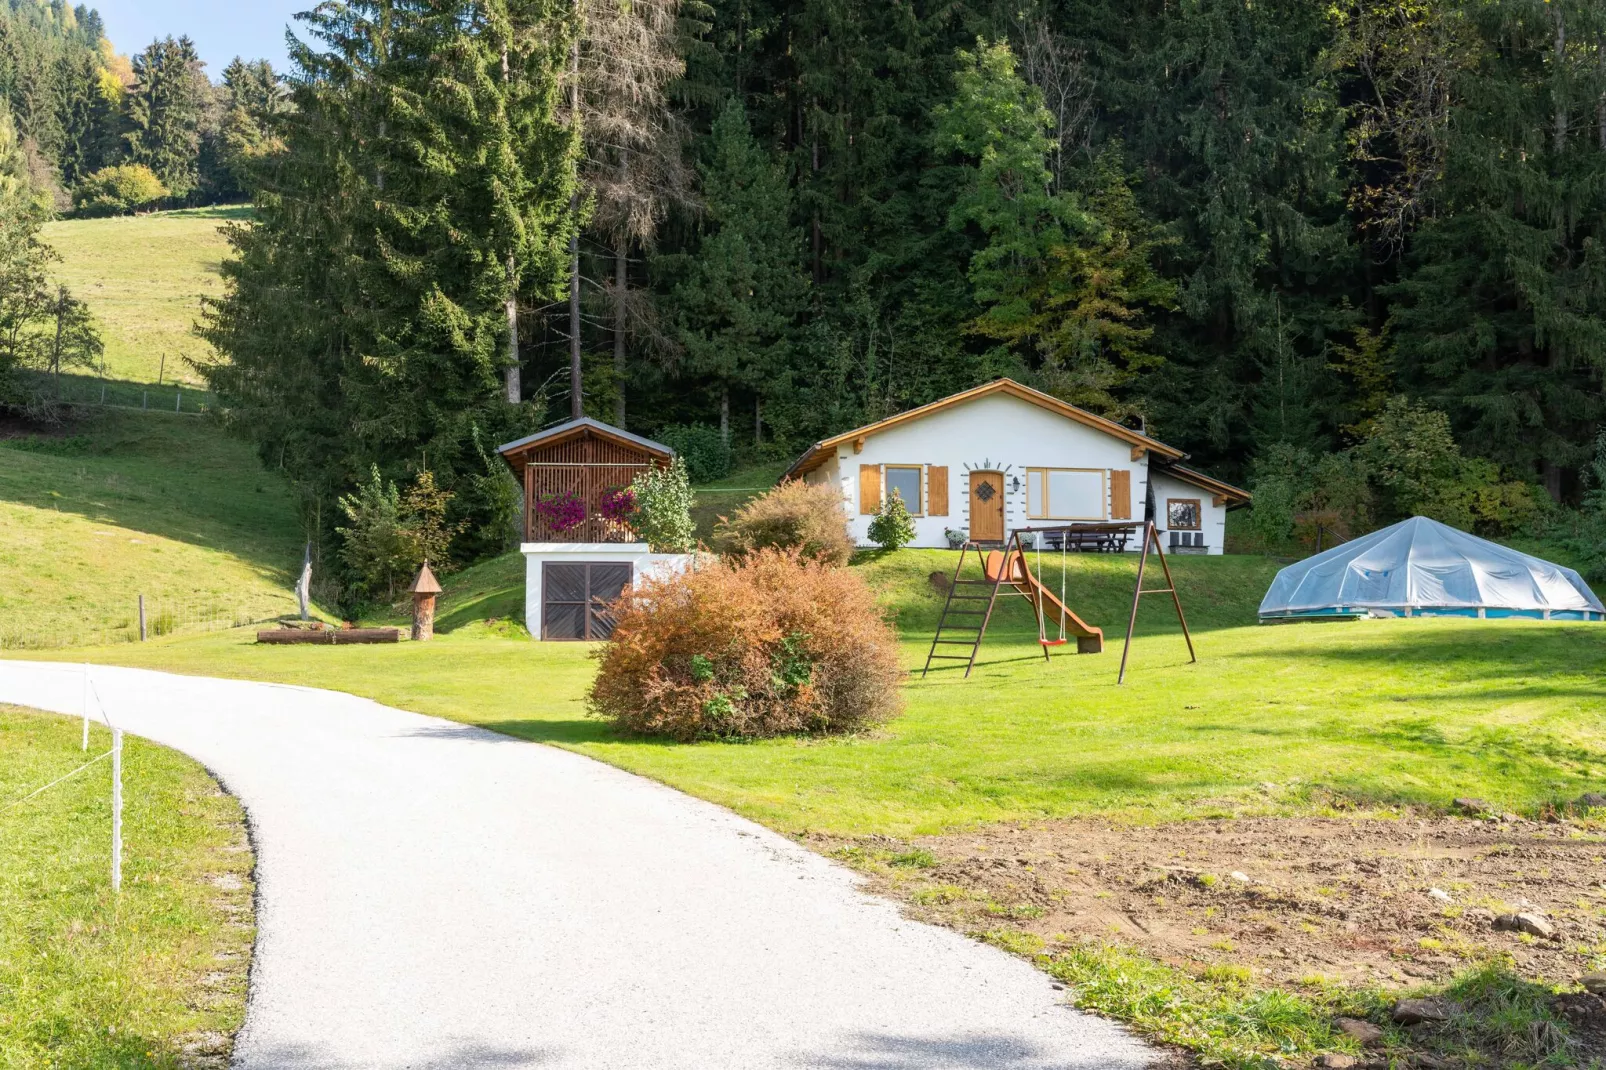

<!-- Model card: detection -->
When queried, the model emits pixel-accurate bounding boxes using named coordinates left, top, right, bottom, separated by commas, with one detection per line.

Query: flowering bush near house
left=589, top=549, right=902, bottom=741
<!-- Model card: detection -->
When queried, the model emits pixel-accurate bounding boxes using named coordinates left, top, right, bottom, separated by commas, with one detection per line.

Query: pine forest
left=5, top=0, right=1606, bottom=595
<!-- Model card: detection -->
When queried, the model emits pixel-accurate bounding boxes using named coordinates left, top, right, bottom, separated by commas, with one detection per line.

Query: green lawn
left=39, top=549, right=1606, bottom=836
left=0, top=705, right=253, bottom=1069
left=42, top=207, right=247, bottom=386
left=0, top=410, right=307, bottom=649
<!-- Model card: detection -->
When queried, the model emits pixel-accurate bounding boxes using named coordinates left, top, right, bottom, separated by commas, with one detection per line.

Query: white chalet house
left=783, top=379, right=1250, bottom=553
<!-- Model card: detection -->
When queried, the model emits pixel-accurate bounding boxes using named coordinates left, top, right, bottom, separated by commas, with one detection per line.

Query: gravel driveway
left=0, top=660, right=1154, bottom=1070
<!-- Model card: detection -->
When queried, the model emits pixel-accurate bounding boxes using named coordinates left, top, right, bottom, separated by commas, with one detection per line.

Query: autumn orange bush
left=712, top=480, right=855, bottom=566
left=588, top=549, right=903, bottom=740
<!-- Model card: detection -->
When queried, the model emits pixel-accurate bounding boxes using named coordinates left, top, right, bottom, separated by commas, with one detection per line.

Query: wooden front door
left=968, top=471, right=1005, bottom=543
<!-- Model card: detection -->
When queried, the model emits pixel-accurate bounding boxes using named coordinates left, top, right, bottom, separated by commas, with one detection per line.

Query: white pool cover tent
left=1258, top=516, right=1605, bottom=622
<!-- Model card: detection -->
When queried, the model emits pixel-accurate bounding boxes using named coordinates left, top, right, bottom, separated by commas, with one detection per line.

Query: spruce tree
left=202, top=0, right=580, bottom=572
left=665, top=98, right=806, bottom=446
left=934, top=41, right=1173, bottom=418
left=123, top=36, right=207, bottom=198
left=1387, top=0, right=1606, bottom=499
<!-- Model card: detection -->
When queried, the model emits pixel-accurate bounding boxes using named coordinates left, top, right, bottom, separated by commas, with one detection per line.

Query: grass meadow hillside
left=41, top=207, right=246, bottom=386
left=0, top=411, right=305, bottom=649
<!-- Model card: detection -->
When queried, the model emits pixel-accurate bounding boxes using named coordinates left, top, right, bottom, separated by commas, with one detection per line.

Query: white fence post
left=81, top=665, right=89, bottom=751
left=111, top=728, right=123, bottom=893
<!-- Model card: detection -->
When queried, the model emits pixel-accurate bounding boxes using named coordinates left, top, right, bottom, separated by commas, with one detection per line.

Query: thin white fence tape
left=1, top=748, right=113, bottom=813
left=2, top=666, right=126, bottom=891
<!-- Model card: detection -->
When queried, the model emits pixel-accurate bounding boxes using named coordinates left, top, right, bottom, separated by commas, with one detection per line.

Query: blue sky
left=95, top=0, right=303, bottom=76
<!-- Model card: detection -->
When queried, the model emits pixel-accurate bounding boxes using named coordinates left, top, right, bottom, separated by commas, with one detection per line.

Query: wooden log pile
left=255, top=627, right=399, bottom=645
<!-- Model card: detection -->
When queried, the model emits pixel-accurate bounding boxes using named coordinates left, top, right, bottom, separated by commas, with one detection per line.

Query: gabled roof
left=781, top=378, right=1185, bottom=479
left=497, top=416, right=674, bottom=460
left=1155, top=462, right=1252, bottom=506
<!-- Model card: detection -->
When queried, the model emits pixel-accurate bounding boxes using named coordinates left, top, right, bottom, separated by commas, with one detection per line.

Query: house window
left=1025, top=468, right=1107, bottom=520
left=884, top=465, right=923, bottom=515
left=1166, top=498, right=1202, bottom=531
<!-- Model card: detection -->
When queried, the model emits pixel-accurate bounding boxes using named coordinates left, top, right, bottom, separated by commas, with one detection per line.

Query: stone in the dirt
left=1451, top=797, right=1489, bottom=814
left=1392, top=997, right=1454, bottom=1025
left=1334, top=1017, right=1385, bottom=1046
left=1580, top=792, right=1606, bottom=809
left=1230, top=871, right=1249, bottom=883
left=1314, top=1055, right=1358, bottom=1069
left=1582, top=973, right=1606, bottom=996
left=1493, top=912, right=1556, bottom=939
left=1410, top=1054, right=1451, bottom=1069
left=1428, top=887, right=1452, bottom=902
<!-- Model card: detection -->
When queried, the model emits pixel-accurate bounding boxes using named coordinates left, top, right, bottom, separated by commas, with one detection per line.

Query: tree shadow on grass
left=402, top=718, right=615, bottom=747
left=0, top=408, right=302, bottom=585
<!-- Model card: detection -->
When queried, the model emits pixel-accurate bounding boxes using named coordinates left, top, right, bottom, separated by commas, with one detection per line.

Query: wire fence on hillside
left=0, top=596, right=278, bottom=652
left=17, top=371, right=216, bottom=417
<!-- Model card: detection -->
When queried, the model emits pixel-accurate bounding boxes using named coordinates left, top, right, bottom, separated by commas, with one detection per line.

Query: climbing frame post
left=1117, top=520, right=1196, bottom=685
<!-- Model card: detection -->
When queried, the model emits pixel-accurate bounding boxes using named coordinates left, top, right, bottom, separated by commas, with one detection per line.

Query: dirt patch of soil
left=819, top=816, right=1606, bottom=990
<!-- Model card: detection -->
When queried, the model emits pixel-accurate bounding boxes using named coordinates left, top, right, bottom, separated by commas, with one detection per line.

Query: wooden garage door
left=542, top=562, right=633, bottom=640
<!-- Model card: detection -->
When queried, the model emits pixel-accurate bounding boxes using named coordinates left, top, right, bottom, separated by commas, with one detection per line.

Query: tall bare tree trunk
left=719, top=386, right=730, bottom=448
left=502, top=44, right=520, bottom=405
left=613, top=246, right=627, bottom=426
left=568, top=33, right=583, bottom=421
left=810, top=118, right=822, bottom=284
left=1554, top=9, right=1568, bottom=155
left=504, top=255, right=521, bottom=403
left=1598, top=33, right=1605, bottom=151
left=754, top=397, right=762, bottom=445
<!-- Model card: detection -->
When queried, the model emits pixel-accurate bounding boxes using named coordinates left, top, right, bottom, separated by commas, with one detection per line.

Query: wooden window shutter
left=927, top=466, right=949, bottom=516
left=1110, top=469, right=1132, bottom=520
left=859, top=464, right=881, bottom=514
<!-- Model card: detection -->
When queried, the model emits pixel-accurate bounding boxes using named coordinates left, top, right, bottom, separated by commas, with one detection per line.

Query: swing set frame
left=921, top=520, right=1195, bottom=683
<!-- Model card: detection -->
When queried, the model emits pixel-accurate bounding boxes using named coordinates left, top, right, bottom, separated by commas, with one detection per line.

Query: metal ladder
left=921, top=541, right=1010, bottom=679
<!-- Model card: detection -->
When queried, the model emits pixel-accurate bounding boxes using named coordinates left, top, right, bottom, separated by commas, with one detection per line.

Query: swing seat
left=1039, top=638, right=1069, bottom=647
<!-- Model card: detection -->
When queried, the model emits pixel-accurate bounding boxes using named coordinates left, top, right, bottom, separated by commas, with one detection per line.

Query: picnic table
left=1036, top=523, right=1140, bottom=553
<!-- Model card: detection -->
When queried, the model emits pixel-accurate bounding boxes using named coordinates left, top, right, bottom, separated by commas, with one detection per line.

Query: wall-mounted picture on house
left=1167, top=499, right=1201, bottom=531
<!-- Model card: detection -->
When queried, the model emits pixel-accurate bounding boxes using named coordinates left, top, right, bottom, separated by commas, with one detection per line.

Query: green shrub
left=713, top=479, right=854, bottom=565
left=588, top=548, right=903, bottom=740
left=657, top=424, right=731, bottom=483
left=1248, top=397, right=1544, bottom=550
left=72, top=164, right=168, bottom=217
left=630, top=457, right=696, bottom=552
left=336, top=466, right=463, bottom=601
left=868, top=490, right=916, bottom=550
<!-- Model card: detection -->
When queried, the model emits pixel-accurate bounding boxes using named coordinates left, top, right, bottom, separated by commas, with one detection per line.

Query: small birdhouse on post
left=408, top=561, right=442, bottom=641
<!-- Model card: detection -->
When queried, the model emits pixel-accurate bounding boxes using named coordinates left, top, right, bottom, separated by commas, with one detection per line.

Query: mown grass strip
left=0, top=706, right=254, bottom=1069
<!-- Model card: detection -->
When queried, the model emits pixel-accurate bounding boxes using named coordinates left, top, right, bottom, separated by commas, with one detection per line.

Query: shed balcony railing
left=523, top=462, right=651, bottom=544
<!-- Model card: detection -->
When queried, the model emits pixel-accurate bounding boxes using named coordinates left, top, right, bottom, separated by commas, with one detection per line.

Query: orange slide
left=983, top=551, right=1104, bottom=654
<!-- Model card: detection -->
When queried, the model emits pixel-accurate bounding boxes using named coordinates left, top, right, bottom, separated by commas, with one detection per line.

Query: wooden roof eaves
left=780, top=378, right=1184, bottom=479
left=1156, top=462, right=1252, bottom=506
left=497, top=417, right=674, bottom=462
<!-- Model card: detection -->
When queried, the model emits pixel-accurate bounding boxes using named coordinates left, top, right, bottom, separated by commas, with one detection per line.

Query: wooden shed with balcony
left=497, top=417, right=689, bottom=640
left=499, top=416, right=673, bottom=544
